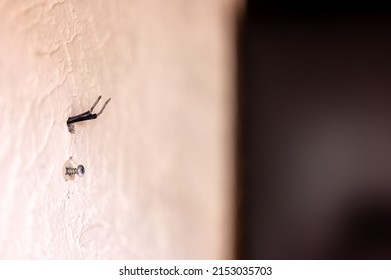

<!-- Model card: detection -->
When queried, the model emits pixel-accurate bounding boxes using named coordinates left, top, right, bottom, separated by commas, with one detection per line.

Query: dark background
left=238, top=1, right=391, bottom=259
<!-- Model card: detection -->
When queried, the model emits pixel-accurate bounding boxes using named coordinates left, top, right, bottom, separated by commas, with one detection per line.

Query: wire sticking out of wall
left=67, top=96, right=111, bottom=133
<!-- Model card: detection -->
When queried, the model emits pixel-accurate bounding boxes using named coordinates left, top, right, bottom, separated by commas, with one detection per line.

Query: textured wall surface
left=0, top=0, right=239, bottom=259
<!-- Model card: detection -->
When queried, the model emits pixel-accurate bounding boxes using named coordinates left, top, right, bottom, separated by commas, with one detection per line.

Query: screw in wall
left=63, top=158, right=85, bottom=181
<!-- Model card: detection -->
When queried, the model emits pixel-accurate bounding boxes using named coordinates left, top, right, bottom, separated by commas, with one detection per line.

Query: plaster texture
left=0, top=0, right=239, bottom=259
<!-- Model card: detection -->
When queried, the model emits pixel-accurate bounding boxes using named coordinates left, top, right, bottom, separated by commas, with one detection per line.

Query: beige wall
left=0, top=0, right=240, bottom=259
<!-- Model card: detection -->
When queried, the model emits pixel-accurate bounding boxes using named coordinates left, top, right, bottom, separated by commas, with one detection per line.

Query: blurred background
left=238, top=1, right=391, bottom=259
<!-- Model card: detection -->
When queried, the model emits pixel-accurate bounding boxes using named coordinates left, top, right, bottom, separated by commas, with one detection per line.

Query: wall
left=0, top=0, right=239, bottom=259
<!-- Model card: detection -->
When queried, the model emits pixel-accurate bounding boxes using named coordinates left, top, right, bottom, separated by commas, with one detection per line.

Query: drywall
left=0, top=0, right=239, bottom=259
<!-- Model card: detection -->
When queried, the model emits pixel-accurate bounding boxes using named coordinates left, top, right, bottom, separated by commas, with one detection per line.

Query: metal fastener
left=66, top=165, right=85, bottom=177
left=63, top=159, right=85, bottom=181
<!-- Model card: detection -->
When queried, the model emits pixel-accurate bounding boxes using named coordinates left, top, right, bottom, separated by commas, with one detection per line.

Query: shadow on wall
left=237, top=1, right=391, bottom=259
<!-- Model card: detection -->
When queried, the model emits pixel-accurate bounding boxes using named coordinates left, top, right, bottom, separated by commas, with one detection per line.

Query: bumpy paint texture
left=0, top=0, right=238, bottom=258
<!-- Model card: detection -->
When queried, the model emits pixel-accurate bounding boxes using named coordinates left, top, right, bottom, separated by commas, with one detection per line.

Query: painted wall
left=0, top=0, right=239, bottom=259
